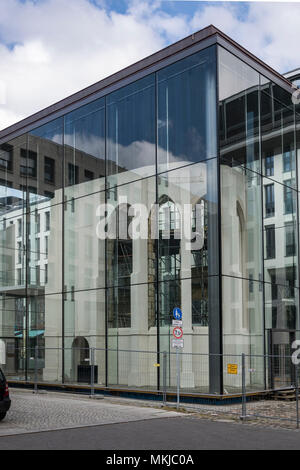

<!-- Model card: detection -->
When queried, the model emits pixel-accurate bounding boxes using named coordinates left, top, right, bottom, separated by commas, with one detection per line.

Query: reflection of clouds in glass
left=51, top=133, right=63, bottom=145
left=63, top=131, right=208, bottom=179
left=64, top=133, right=105, bottom=160
left=107, top=137, right=206, bottom=174
left=108, top=139, right=155, bottom=172
left=219, top=48, right=259, bottom=101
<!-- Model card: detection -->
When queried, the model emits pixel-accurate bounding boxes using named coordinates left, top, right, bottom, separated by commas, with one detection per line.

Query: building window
left=269, top=271, right=278, bottom=301
left=20, top=149, right=37, bottom=177
left=249, top=273, right=254, bottom=294
left=285, top=222, right=296, bottom=257
left=44, top=157, right=55, bottom=184
left=45, top=236, right=48, bottom=258
left=265, top=225, right=276, bottom=259
left=35, top=238, right=40, bottom=261
left=283, top=151, right=295, bottom=173
left=0, top=144, right=13, bottom=171
left=27, top=262, right=31, bottom=285
left=28, top=186, right=37, bottom=195
left=265, top=155, right=274, bottom=176
left=84, top=169, right=94, bottom=181
left=44, top=191, right=54, bottom=199
left=17, top=268, right=22, bottom=286
left=265, top=184, right=274, bottom=217
left=286, top=305, right=296, bottom=329
left=17, top=219, right=22, bottom=238
left=272, top=306, right=277, bottom=329
left=0, top=179, right=12, bottom=188
left=35, top=212, right=40, bottom=234
left=17, top=241, right=22, bottom=264
left=284, top=182, right=294, bottom=214
left=68, top=163, right=79, bottom=185
left=285, top=267, right=296, bottom=299
left=45, top=212, right=50, bottom=231
left=44, top=264, right=48, bottom=284
left=36, top=265, right=40, bottom=285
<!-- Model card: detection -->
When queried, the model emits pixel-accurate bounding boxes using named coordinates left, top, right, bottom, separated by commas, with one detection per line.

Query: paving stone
left=0, top=389, right=182, bottom=436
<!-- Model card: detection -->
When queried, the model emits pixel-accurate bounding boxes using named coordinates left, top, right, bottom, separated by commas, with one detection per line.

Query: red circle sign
left=173, top=327, right=183, bottom=339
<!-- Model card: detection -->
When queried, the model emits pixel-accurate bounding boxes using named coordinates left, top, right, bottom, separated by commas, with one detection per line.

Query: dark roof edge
left=0, top=24, right=293, bottom=142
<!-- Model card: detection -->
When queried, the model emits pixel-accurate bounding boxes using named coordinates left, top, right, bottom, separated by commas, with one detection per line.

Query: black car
left=0, top=368, right=11, bottom=421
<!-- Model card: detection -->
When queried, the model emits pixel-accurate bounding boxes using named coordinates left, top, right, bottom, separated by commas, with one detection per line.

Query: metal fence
left=1, top=346, right=300, bottom=428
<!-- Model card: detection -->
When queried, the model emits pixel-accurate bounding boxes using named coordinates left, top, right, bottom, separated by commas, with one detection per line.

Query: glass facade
left=219, top=47, right=299, bottom=391
left=0, top=36, right=298, bottom=394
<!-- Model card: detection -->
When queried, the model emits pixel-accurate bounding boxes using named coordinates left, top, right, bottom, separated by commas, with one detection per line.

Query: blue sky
left=0, top=0, right=299, bottom=130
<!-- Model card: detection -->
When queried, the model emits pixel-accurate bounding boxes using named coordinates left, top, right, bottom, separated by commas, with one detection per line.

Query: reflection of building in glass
left=0, top=25, right=299, bottom=393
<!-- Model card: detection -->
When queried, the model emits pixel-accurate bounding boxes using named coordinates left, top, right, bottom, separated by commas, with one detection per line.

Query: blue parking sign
left=173, top=307, right=182, bottom=320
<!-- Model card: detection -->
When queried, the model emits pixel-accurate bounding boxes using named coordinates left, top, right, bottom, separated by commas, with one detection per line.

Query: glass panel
left=263, top=179, right=298, bottom=290
left=0, top=203, right=26, bottom=290
left=64, top=191, right=105, bottom=292
left=64, top=98, right=105, bottom=200
left=0, top=135, right=27, bottom=219
left=107, top=281, right=155, bottom=387
left=261, top=80, right=293, bottom=110
left=265, top=282, right=299, bottom=331
left=157, top=159, right=219, bottom=281
left=157, top=46, right=217, bottom=172
left=221, top=161, right=262, bottom=283
left=28, top=118, right=64, bottom=208
left=222, top=275, right=264, bottom=389
left=64, top=289, right=105, bottom=385
left=218, top=46, right=260, bottom=173
left=106, top=176, right=156, bottom=287
left=26, top=294, right=46, bottom=381
left=46, top=204, right=62, bottom=294
left=0, top=295, right=26, bottom=380
left=107, top=74, right=155, bottom=186
left=261, top=93, right=296, bottom=188
left=158, top=276, right=213, bottom=391
left=29, top=203, right=62, bottom=295
left=41, top=293, right=62, bottom=383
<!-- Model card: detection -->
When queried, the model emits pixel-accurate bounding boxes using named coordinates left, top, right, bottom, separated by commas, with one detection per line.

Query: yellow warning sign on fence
left=227, top=364, right=238, bottom=375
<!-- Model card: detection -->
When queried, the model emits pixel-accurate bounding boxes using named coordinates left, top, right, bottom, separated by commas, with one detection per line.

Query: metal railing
left=1, top=346, right=300, bottom=428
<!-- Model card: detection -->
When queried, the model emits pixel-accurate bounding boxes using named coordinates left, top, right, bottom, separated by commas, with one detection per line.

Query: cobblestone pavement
left=0, top=389, right=182, bottom=436
left=102, top=394, right=300, bottom=430
left=169, top=399, right=300, bottom=430
left=105, top=394, right=300, bottom=430
left=2, top=388, right=300, bottom=438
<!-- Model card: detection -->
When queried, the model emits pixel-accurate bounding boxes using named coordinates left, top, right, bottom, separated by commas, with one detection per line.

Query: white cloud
left=0, top=0, right=299, bottom=131
left=191, top=2, right=300, bottom=73
left=0, top=0, right=166, bottom=130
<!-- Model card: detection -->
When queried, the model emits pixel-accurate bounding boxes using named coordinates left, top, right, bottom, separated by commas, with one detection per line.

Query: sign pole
left=176, top=346, right=180, bottom=410
left=172, top=307, right=183, bottom=410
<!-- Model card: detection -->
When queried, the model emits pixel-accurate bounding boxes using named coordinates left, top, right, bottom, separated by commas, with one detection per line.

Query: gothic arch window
left=107, top=203, right=133, bottom=329
left=158, top=195, right=181, bottom=326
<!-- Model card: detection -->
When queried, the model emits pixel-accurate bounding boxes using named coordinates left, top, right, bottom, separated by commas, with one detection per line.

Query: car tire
left=0, top=412, right=6, bottom=422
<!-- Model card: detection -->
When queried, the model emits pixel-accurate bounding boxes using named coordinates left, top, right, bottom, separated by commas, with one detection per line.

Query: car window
left=0, top=369, right=5, bottom=382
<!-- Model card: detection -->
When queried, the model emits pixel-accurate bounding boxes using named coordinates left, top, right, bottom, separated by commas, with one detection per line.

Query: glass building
left=0, top=25, right=298, bottom=394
